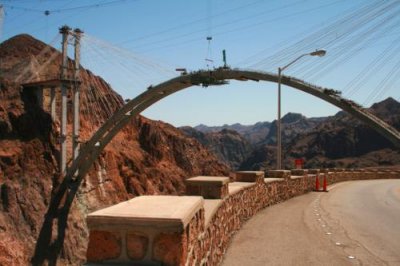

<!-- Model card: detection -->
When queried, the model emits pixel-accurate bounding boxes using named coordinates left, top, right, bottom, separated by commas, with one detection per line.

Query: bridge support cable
left=299, top=5, right=400, bottom=82
left=363, top=59, right=400, bottom=106
left=77, top=37, right=127, bottom=138
left=247, top=1, right=384, bottom=70
left=14, top=34, right=60, bottom=83
left=290, top=3, right=400, bottom=80
left=344, top=34, right=400, bottom=99
left=243, top=0, right=400, bottom=96
left=80, top=33, right=176, bottom=98
left=239, top=0, right=400, bottom=106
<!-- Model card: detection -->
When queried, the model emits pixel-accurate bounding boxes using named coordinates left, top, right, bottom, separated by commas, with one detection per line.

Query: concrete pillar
left=86, top=196, right=204, bottom=265
left=290, top=169, right=308, bottom=176
left=185, top=176, right=229, bottom=199
left=60, top=87, right=67, bottom=174
left=234, top=171, right=264, bottom=183
left=50, top=87, right=56, bottom=120
left=267, top=170, right=291, bottom=180
left=59, top=25, right=71, bottom=174
left=73, top=29, right=83, bottom=164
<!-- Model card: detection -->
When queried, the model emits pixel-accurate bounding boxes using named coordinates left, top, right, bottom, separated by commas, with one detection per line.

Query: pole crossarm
left=64, top=68, right=400, bottom=186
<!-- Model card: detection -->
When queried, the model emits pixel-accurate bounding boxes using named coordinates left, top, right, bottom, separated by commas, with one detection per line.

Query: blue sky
left=1, top=0, right=399, bottom=126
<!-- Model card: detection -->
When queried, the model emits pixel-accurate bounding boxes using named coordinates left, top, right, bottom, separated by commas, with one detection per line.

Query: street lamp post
left=276, top=49, right=326, bottom=170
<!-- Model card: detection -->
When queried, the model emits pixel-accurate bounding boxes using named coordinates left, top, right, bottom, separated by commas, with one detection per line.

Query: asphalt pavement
left=221, top=179, right=400, bottom=266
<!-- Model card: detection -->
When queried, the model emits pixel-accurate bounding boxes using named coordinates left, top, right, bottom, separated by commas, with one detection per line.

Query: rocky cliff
left=286, top=97, right=400, bottom=168
left=190, top=113, right=325, bottom=170
left=263, top=112, right=325, bottom=145
left=0, top=34, right=228, bottom=265
left=180, top=127, right=252, bottom=169
left=241, top=98, right=400, bottom=170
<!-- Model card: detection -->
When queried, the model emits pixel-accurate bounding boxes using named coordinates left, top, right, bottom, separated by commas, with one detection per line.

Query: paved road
left=222, top=179, right=400, bottom=266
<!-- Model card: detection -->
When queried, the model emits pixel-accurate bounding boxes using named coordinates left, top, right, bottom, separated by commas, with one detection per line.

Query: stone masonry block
left=267, top=170, right=291, bottom=179
left=186, top=176, right=229, bottom=199
left=86, top=196, right=203, bottom=265
left=308, top=169, right=320, bottom=175
left=234, top=171, right=264, bottom=183
left=126, top=232, right=149, bottom=260
left=86, top=230, right=121, bottom=262
left=87, top=196, right=203, bottom=231
left=153, top=232, right=186, bottom=266
left=291, top=169, right=308, bottom=176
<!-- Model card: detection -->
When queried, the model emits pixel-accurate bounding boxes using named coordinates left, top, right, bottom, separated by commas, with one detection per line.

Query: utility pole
left=276, top=49, right=326, bottom=169
left=277, top=67, right=282, bottom=170
left=59, top=25, right=71, bottom=175
left=73, top=28, right=82, bottom=164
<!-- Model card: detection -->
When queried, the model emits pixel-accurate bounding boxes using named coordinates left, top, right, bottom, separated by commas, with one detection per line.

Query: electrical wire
left=133, top=0, right=346, bottom=55
left=249, top=0, right=383, bottom=70
left=2, top=0, right=130, bottom=14
left=119, top=0, right=265, bottom=45
left=15, top=33, right=61, bottom=82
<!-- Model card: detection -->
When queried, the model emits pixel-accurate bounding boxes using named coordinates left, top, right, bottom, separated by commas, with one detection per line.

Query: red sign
left=294, top=159, right=304, bottom=169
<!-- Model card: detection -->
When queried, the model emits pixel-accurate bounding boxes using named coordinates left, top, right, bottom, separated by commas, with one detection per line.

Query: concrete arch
left=65, top=68, right=400, bottom=182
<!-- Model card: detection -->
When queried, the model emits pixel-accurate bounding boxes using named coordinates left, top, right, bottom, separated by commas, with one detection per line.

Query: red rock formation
left=0, top=34, right=228, bottom=265
left=180, top=127, right=253, bottom=169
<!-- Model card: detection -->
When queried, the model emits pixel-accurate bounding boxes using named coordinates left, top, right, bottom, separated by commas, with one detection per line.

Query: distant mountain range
left=194, top=121, right=271, bottom=145
left=180, top=127, right=252, bottom=169
left=182, top=98, right=400, bottom=170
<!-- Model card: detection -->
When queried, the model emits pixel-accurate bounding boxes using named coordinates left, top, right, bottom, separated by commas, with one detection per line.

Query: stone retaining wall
left=86, top=169, right=400, bottom=265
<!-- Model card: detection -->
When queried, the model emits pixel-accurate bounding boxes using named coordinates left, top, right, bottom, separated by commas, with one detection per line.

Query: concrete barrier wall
left=85, top=169, right=400, bottom=265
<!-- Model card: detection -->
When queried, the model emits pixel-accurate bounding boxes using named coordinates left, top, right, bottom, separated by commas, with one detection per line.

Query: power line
left=2, top=0, right=131, bottom=15
left=129, top=0, right=344, bottom=53
left=119, top=0, right=265, bottom=45
left=249, top=0, right=383, bottom=70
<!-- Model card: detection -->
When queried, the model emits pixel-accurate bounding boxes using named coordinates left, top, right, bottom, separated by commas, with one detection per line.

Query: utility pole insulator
left=59, top=25, right=71, bottom=34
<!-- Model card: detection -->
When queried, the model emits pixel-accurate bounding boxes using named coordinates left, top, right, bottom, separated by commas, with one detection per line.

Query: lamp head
left=310, top=49, right=326, bottom=57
